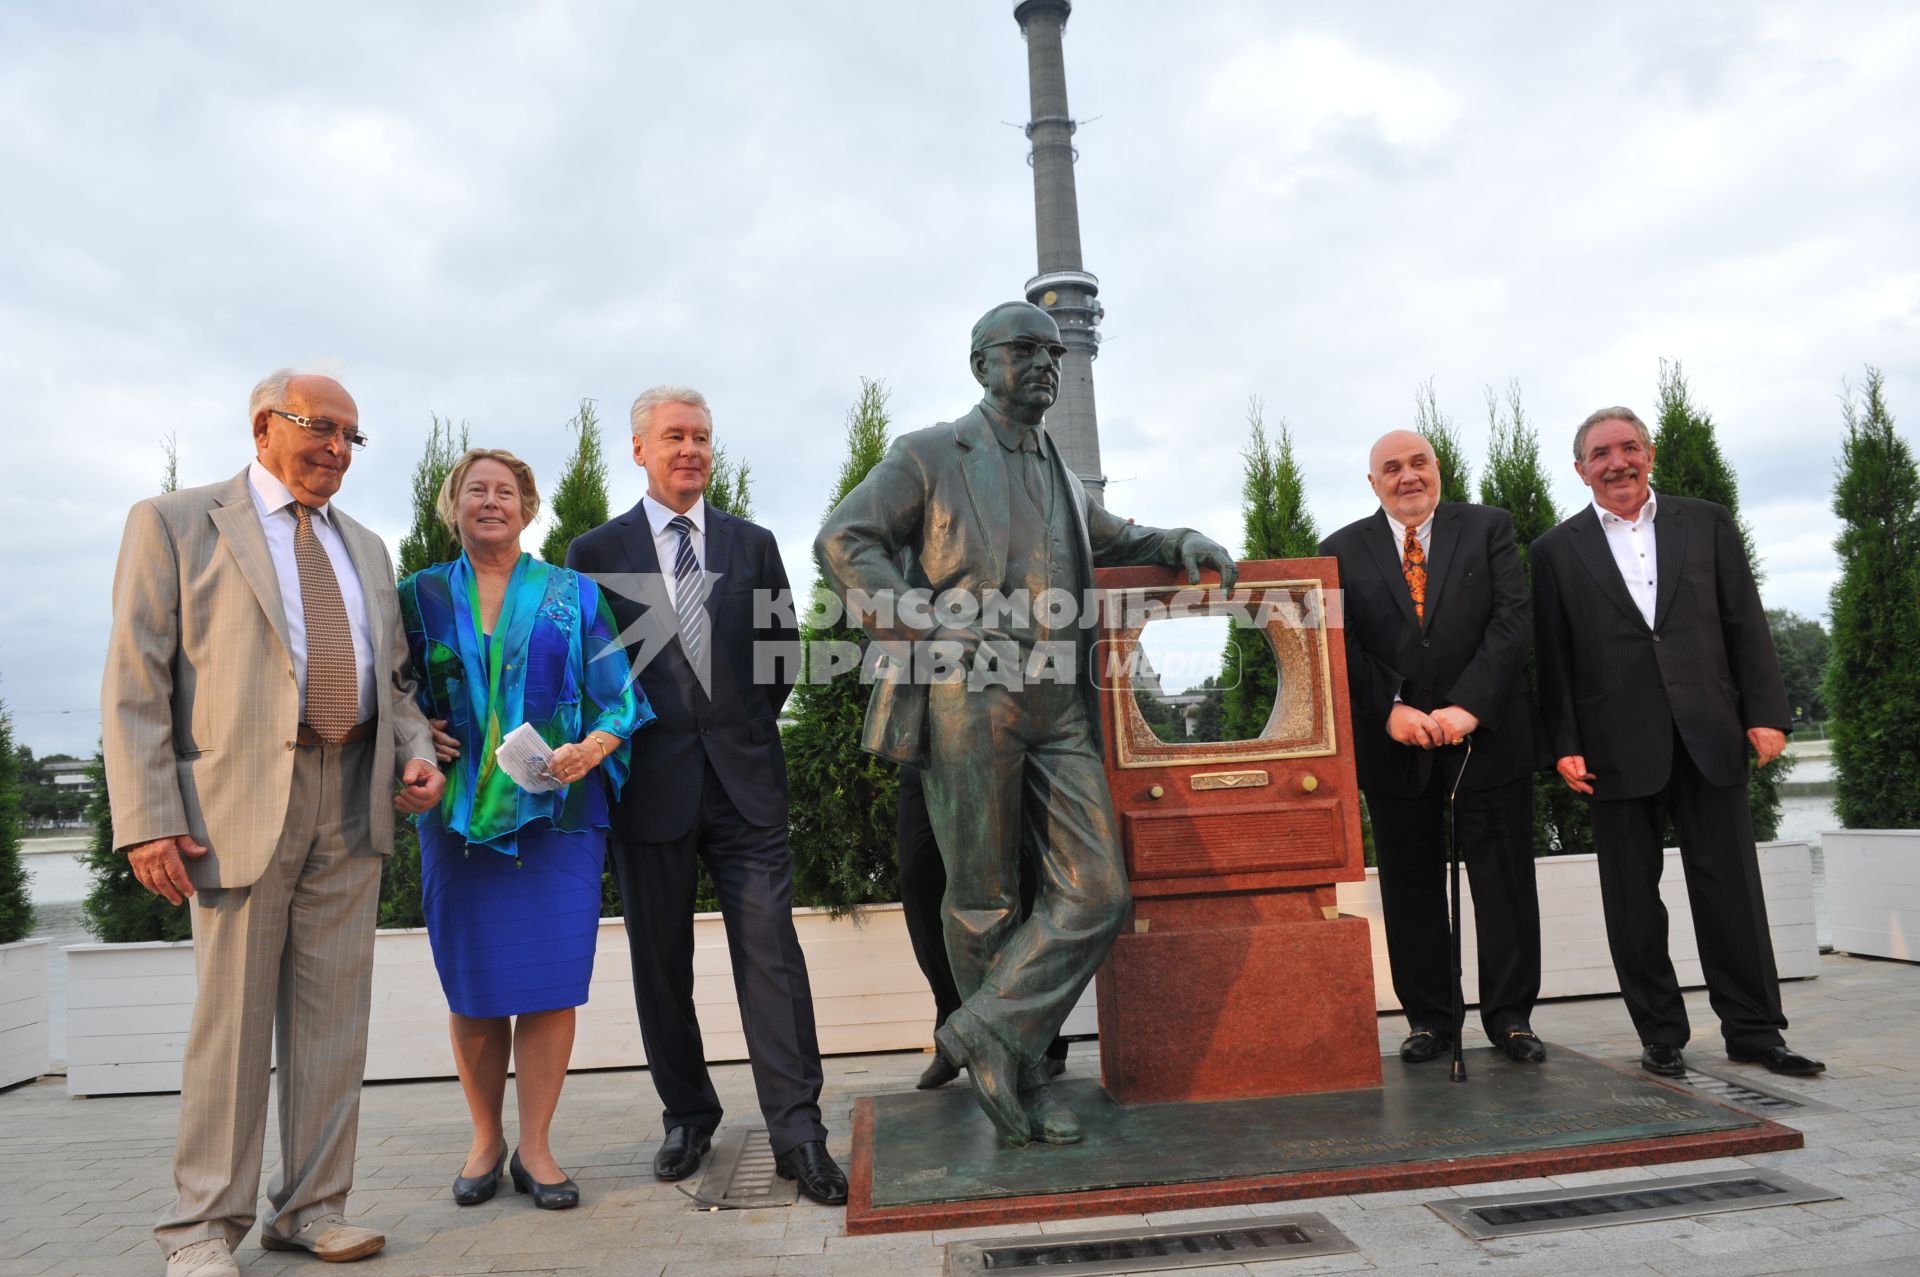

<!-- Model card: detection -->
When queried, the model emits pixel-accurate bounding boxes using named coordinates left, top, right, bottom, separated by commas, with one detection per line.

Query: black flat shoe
left=1640, top=1044, right=1687, bottom=1077
left=1497, top=1027, right=1547, bottom=1064
left=509, top=1150, right=579, bottom=1210
left=1729, top=1043, right=1826, bottom=1076
left=774, top=1140, right=849, bottom=1207
left=1399, top=1029, right=1453, bottom=1063
left=452, top=1147, right=507, bottom=1205
left=652, top=1125, right=711, bottom=1181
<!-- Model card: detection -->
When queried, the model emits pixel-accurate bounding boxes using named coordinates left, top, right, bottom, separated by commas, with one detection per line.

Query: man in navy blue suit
left=567, top=385, right=844, bottom=1205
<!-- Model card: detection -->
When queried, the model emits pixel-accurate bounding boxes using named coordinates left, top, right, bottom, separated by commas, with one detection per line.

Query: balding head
left=1366, top=429, right=1442, bottom=525
left=250, top=368, right=359, bottom=507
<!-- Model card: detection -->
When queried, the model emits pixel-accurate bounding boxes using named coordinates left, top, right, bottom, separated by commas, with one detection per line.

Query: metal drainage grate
left=946, top=1212, right=1355, bottom=1276
left=1429, top=1169, right=1839, bottom=1239
left=1673, top=1064, right=1837, bottom=1116
left=683, top=1126, right=797, bottom=1210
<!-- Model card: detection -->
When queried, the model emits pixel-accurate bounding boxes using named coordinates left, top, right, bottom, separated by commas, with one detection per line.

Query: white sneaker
left=260, top=1212, right=386, bottom=1262
left=166, top=1238, right=239, bottom=1277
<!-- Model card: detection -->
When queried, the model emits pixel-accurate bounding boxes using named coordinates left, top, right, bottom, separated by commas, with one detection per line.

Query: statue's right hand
left=126, top=835, right=209, bottom=906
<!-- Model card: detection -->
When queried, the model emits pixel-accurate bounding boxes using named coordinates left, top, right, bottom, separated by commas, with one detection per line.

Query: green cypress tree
left=0, top=696, right=34, bottom=944
left=1221, top=398, right=1318, bottom=742
left=1414, top=378, right=1473, bottom=505
left=81, top=436, right=194, bottom=941
left=786, top=378, right=901, bottom=914
left=382, top=415, right=471, bottom=929
left=1827, top=368, right=1920, bottom=828
left=705, top=445, right=755, bottom=520
left=1650, top=360, right=1789, bottom=839
left=1475, top=382, right=1590, bottom=857
left=81, top=748, right=190, bottom=941
left=397, top=415, right=469, bottom=578
left=539, top=401, right=610, bottom=565
left=1766, top=609, right=1830, bottom=725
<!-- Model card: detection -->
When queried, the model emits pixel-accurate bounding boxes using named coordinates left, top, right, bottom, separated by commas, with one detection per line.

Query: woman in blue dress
left=399, top=448, right=652, bottom=1210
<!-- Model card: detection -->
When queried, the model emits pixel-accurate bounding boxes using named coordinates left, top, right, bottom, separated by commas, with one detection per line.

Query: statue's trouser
left=920, top=677, right=1130, bottom=1077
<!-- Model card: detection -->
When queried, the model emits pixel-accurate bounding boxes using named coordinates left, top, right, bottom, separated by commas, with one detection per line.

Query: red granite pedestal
left=1097, top=890, right=1382, bottom=1103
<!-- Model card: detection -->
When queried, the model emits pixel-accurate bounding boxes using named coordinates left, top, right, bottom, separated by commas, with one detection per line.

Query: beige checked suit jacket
left=102, top=468, right=434, bottom=888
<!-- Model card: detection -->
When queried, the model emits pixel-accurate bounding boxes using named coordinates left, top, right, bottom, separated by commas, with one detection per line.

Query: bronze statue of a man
left=815, top=302, right=1237, bottom=1145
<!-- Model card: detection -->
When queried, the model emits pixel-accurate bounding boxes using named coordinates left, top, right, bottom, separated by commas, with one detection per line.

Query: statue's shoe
left=1020, top=1083, right=1083, bottom=1145
left=936, top=1015, right=1031, bottom=1147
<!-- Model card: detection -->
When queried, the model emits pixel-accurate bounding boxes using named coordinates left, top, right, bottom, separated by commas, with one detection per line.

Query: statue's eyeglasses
left=982, top=339, right=1067, bottom=364
left=269, top=409, right=368, bottom=451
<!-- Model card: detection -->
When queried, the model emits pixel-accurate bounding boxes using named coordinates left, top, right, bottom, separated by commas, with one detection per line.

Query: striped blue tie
left=668, top=514, right=706, bottom=666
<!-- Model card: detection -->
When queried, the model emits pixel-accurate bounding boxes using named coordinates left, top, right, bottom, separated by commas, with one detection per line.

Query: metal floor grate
left=1671, top=1064, right=1837, bottom=1116
left=1429, top=1169, right=1839, bottom=1239
left=946, top=1212, right=1355, bottom=1275
left=684, top=1126, right=797, bottom=1210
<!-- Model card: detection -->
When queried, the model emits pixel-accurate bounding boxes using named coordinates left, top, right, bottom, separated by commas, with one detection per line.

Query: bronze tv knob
left=1299, top=774, right=1319, bottom=793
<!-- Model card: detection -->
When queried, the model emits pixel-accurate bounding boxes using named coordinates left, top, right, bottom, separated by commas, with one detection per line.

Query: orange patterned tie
left=1402, top=523, right=1427, bottom=624
left=293, top=503, right=359, bottom=742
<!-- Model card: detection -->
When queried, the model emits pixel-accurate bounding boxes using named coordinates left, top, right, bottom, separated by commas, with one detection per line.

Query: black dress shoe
left=652, top=1126, right=711, bottom=1181
left=1044, top=1052, right=1067, bottom=1078
left=916, top=1052, right=960, bottom=1090
left=1640, top=1044, right=1687, bottom=1077
left=452, top=1147, right=506, bottom=1205
left=1729, top=1043, right=1826, bottom=1076
left=1399, top=1029, right=1453, bottom=1063
left=509, top=1150, right=579, bottom=1210
left=1496, top=1027, right=1547, bottom=1064
left=775, top=1140, right=849, bottom=1206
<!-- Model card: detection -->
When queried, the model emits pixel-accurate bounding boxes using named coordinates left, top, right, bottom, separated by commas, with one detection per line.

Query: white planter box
left=0, top=939, right=50, bottom=1089
left=66, top=905, right=949, bottom=1096
left=1824, top=830, right=1920, bottom=962
left=1335, top=840, right=1821, bottom=1011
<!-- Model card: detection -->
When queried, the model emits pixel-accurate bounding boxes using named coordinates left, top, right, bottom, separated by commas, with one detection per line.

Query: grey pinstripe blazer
left=102, top=468, right=434, bottom=888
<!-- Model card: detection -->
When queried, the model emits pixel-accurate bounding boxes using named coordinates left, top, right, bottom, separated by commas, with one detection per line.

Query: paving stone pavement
left=3, top=952, right=1915, bottom=1277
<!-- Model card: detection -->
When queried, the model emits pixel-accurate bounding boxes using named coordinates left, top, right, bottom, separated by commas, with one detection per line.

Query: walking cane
left=1447, top=736, right=1473, bottom=1084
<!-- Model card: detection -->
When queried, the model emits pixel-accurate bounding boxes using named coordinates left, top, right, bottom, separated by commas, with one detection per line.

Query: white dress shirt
left=642, top=493, right=707, bottom=606
left=1384, top=509, right=1435, bottom=564
left=1595, top=489, right=1659, bottom=628
left=246, top=461, right=376, bottom=723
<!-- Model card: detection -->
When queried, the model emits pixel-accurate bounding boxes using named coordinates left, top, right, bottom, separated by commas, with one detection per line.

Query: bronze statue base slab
left=846, top=1044, right=1802, bottom=1234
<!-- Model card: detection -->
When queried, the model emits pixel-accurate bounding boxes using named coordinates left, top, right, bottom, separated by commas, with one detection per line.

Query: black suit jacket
left=567, top=499, right=800, bottom=841
left=1320, top=503, right=1540, bottom=797
left=1531, top=494, right=1788, bottom=800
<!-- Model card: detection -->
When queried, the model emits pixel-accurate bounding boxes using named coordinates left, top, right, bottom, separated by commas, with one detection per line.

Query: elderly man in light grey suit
left=103, top=370, right=442, bottom=1277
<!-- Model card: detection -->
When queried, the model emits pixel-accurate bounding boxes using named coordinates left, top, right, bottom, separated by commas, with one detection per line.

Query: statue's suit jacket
left=1532, top=494, right=1788, bottom=801
left=102, top=468, right=433, bottom=888
left=814, top=405, right=1199, bottom=764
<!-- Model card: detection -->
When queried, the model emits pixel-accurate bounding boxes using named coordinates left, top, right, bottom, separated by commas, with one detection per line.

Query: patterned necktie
left=668, top=514, right=706, bottom=666
left=1402, top=523, right=1428, bottom=624
left=292, top=503, right=359, bottom=742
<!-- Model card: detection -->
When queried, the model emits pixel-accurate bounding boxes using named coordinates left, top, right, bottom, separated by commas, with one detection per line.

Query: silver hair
left=629, top=385, right=712, bottom=439
left=1573, top=406, right=1651, bottom=462
left=248, top=367, right=301, bottom=423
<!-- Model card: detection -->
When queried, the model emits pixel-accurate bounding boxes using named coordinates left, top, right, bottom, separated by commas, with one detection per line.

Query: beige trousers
left=155, top=738, right=379, bottom=1255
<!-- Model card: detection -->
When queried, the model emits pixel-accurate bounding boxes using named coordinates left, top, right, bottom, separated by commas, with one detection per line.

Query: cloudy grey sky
left=2, top=1, right=1915, bottom=754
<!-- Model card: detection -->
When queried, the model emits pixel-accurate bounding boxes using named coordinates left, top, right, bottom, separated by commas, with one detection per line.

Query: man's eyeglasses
left=982, top=339, right=1068, bottom=364
left=269, top=409, right=368, bottom=451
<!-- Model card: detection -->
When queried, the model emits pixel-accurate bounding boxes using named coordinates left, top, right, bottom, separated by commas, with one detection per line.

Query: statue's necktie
left=668, top=514, right=706, bottom=666
left=1402, top=523, right=1428, bottom=624
left=292, top=503, right=359, bottom=742
left=1019, top=434, right=1049, bottom=518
